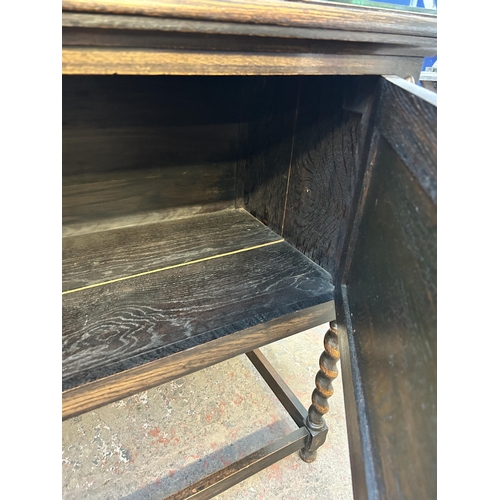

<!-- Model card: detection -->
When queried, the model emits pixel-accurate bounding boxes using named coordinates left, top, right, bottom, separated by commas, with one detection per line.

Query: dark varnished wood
left=63, top=162, right=236, bottom=233
left=63, top=209, right=282, bottom=292
left=62, top=48, right=423, bottom=78
left=62, top=26, right=435, bottom=58
left=63, top=76, right=242, bottom=231
left=61, top=67, right=437, bottom=500
left=166, top=427, right=309, bottom=500
left=62, top=0, right=437, bottom=38
left=63, top=240, right=334, bottom=392
left=378, top=76, right=437, bottom=203
left=300, top=320, right=340, bottom=463
left=246, top=349, right=308, bottom=428
left=335, top=286, right=371, bottom=500
left=62, top=12, right=437, bottom=49
left=62, top=75, right=242, bottom=130
left=241, top=77, right=300, bottom=234
left=282, top=76, right=377, bottom=277
left=338, top=77, right=436, bottom=284
left=334, top=78, right=382, bottom=287
left=240, top=76, right=381, bottom=257
left=62, top=300, right=335, bottom=419
left=61, top=0, right=440, bottom=492
left=339, top=82, right=437, bottom=498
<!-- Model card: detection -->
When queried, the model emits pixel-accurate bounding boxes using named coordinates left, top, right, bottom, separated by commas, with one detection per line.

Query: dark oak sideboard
left=62, top=2, right=437, bottom=499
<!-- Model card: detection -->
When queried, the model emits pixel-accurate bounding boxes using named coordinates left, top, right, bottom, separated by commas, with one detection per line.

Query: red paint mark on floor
left=169, top=470, right=175, bottom=477
left=149, top=427, right=179, bottom=446
left=151, top=435, right=169, bottom=445
left=268, top=463, right=281, bottom=473
left=265, top=462, right=284, bottom=484
left=233, top=394, right=243, bottom=405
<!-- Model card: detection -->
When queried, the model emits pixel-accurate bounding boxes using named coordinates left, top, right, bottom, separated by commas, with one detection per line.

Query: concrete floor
left=62, top=323, right=353, bottom=499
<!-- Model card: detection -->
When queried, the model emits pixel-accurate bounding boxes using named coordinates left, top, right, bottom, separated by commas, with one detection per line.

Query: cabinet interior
left=61, top=12, right=437, bottom=495
left=62, top=74, right=378, bottom=414
left=63, top=75, right=377, bottom=280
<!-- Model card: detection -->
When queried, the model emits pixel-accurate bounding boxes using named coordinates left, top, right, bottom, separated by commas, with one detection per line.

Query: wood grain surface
left=63, top=240, right=334, bottom=392
left=63, top=209, right=282, bottom=292
left=341, top=136, right=436, bottom=499
left=378, top=77, right=437, bottom=203
left=62, top=26, right=435, bottom=57
left=282, top=76, right=364, bottom=277
left=335, top=286, right=371, bottom=500
left=61, top=0, right=437, bottom=38
left=62, top=12, right=437, bottom=49
left=336, top=77, right=436, bottom=285
left=63, top=162, right=236, bottom=231
left=166, top=427, right=309, bottom=499
left=63, top=76, right=242, bottom=230
left=241, top=77, right=300, bottom=234
left=62, top=300, right=334, bottom=419
left=62, top=47, right=423, bottom=77
left=334, top=77, right=382, bottom=287
left=238, top=76, right=381, bottom=280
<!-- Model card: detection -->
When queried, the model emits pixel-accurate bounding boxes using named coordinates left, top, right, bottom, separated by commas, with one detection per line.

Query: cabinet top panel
left=62, top=1, right=435, bottom=78
left=62, top=0, right=436, bottom=38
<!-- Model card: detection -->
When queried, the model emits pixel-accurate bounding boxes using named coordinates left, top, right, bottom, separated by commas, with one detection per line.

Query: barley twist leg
left=299, top=320, right=340, bottom=463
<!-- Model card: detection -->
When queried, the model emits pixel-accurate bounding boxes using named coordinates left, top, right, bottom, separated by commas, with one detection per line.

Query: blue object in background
left=369, top=0, right=436, bottom=8
left=422, top=55, right=437, bottom=71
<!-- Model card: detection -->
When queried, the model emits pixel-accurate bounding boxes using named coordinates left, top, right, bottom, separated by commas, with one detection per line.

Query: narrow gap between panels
left=62, top=239, right=285, bottom=295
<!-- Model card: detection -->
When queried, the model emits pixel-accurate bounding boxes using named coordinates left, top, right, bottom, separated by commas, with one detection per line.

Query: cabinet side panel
left=282, top=76, right=378, bottom=277
left=344, top=135, right=436, bottom=499
left=377, top=78, right=437, bottom=203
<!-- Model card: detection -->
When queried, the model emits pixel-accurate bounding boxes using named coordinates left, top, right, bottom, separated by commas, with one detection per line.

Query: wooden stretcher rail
left=62, top=301, right=335, bottom=419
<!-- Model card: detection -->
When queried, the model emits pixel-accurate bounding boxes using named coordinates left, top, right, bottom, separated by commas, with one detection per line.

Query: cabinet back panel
left=240, top=75, right=378, bottom=279
left=238, top=76, right=300, bottom=234
left=283, top=76, right=372, bottom=276
left=63, top=76, right=242, bottom=234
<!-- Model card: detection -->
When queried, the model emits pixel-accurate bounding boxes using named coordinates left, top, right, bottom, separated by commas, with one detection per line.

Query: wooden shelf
left=63, top=209, right=283, bottom=292
left=62, top=209, right=335, bottom=419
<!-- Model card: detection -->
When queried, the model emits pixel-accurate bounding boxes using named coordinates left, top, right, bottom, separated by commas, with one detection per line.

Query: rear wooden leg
left=299, top=321, right=340, bottom=463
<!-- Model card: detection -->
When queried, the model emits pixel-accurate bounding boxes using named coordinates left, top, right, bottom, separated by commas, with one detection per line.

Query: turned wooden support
left=300, top=320, right=340, bottom=463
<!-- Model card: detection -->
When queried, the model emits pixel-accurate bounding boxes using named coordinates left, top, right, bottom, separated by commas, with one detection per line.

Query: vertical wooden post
left=300, top=321, right=340, bottom=462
